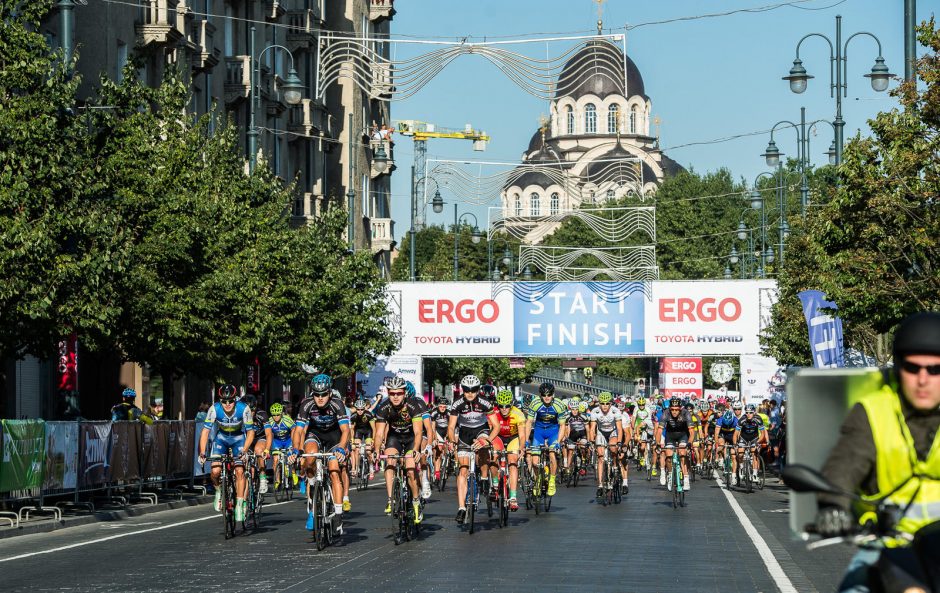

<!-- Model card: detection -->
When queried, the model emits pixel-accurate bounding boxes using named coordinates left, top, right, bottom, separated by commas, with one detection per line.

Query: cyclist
left=348, top=399, right=376, bottom=485
left=264, top=402, right=296, bottom=490
left=294, top=374, right=351, bottom=533
left=563, top=399, right=589, bottom=480
left=492, top=388, right=526, bottom=511
left=589, top=391, right=628, bottom=497
left=714, top=408, right=740, bottom=485
left=480, top=383, right=497, bottom=405
left=241, top=394, right=270, bottom=494
left=653, top=398, right=671, bottom=484
left=111, top=388, right=154, bottom=424
left=633, top=398, right=655, bottom=470
left=429, top=397, right=451, bottom=482
left=404, top=380, right=434, bottom=500
left=198, top=384, right=255, bottom=521
left=734, top=403, right=768, bottom=482
left=521, top=382, right=569, bottom=498
left=373, top=376, right=425, bottom=523
left=447, top=374, right=500, bottom=524
left=654, top=397, right=695, bottom=492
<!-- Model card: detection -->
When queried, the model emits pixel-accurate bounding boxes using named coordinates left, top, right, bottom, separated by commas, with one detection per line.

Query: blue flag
left=797, top=290, right=845, bottom=368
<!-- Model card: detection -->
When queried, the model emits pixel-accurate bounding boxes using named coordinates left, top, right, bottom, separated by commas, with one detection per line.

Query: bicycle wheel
left=532, top=469, right=542, bottom=515
left=402, top=485, right=414, bottom=542
left=612, top=464, right=622, bottom=504
left=223, top=472, right=236, bottom=539
left=723, top=455, right=732, bottom=488
left=312, top=482, right=327, bottom=550
left=392, top=476, right=405, bottom=545
left=745, top=455, right=754, bottom=493
left=439, top=454, right=450, bottom=492
left=757, top=454, right=766, bottom=490
left=274, top=461, right=286, bottom=503
left=467, top=472, right=477, bottom=534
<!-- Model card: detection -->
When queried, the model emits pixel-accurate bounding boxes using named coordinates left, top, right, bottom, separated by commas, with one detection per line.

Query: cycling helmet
left=385, top=376, right=408, bottom=392
left=660, top=399, right=670, bottom=411
left=717, top=396, right=729, bottom=406
left=522, top=392, right=534, bottom=407
left=578, top=402, right=588, bottom=413
left=697, top=400, right=709, bottom=412
left=567, top=400, right=580, bottom=411
left=598, top=391, right=613, bottom=405
left=669, top=397, right=682, bottom=407
left=744, top=404, right=757, bottom=413
left=571, top=396, right=581, bottom=404
left=269, top=402, right=284, bottom=416
left=495, top=389, right=514, bottom=407
left=122, top=388, right=137, bottom=400
left=637, top=397, right=646, bottom=406
left=404, top=380, right=416, bottom=397
left=436, top=398, right=449, bottom=406
left=481, top=384, right=497, bottom=396
left=218, top=384, right=237, bottom=401
left=538, top=382, right=555, bottom=397
left=309, top=373, right=333, bottom=395
left=893, top=312, right=940, bottom=365
left=460, top=375, right=481, bottom=391
left=353, top=399, right=367, bottom=409
left=722, top=410, right=734, bottom=422
left=241, top=394, right=257, bottom=408
left=684, top=401, right=694, bottom=410
left=732, top=400, right=743, bottom=410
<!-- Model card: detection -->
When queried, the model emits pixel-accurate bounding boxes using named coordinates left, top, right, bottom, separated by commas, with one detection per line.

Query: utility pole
left=905, top=0, right=917, bottom=81
left=57, top=0, right=75, bottom=71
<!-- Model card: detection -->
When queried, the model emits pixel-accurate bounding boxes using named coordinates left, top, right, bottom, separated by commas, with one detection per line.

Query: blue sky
left=384, top=0, right=922, bottom=235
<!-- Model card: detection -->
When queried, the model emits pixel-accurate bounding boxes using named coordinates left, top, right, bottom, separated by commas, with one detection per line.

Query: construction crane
left=396, top=120, right=490, bottom=229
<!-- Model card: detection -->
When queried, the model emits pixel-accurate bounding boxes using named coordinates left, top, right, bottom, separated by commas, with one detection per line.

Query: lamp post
left=247, top=26, right=304, bottom=174
left=488, top=236, right=516, bottom=281
left=57, top=1, right=75, bottom=72
left=453, top=206, right=481, bottom=280
left=783, top=15, right=893, bottom=165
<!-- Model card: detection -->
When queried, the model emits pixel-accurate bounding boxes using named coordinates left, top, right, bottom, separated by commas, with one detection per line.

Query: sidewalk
left=0, top=494, right=213, bottom=540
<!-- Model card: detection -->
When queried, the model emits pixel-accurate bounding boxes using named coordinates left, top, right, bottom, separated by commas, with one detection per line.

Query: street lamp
left=247, top=26, right=304, bottom=174
left=488, top=235, right=516, bottom=281
left=453, top=205, right=480, bottom=281
left=522, top=266, right=534, bottom=280
left=431, top=190, right=444, bottom=214
left=783, top=15, right=893, bottom=165
left=372, top=143, right=389, bottom=174
left=762, top=108, right=836, bottom=217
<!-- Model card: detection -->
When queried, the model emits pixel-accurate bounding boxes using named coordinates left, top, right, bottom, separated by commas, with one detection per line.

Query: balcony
left=370, top=218, right=395, bottom=253
left=287, top=98, right=326, bottom=141
left=369, top=139, right=394, bottom=178
left=190, top=20, right=220, bottom=72
left=286, top=9, right=319, bottom=52
left=369, top=0, right=395, bottom=23
left=223, top=56, right=250, bottom=105
left=136, top=0, right=184, bottom=48
left=266, top=0, right=286, bottom=22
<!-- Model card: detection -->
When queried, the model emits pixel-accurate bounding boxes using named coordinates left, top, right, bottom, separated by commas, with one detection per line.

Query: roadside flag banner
left=797, top=290, right=845, bottom=368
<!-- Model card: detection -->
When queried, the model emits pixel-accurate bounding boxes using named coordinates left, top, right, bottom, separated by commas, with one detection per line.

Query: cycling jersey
left=715, top=415, right=739, bottom=441
left=736, top=415, right=766, bottom=441
left=296, top=395, right=350, bottom=435
left=204, top=402, right=254, bottom=435
left=349, top=410, right=375, bottom=432
left=110, top=402, right=149, bottom=423
left=566, top=413, right=588, bottom=435
left=373, top=398, right=426, bottom=435
left=264, top=415, right=295, bottom=450
left=525, top=400, right=569, bottom=428
left=495, top=407, right=526, bottom=441
left=251, top=410, right=269, bottom=442
left=449, top=396, right=495, bottom=429
left=429, top=409, right=450, bottom=436
left=660, top=409, right=693, bottom=433
left=590, top=406, right=622, bottom=435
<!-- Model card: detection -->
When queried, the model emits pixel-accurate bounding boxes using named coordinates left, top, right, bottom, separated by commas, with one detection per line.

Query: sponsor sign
left=246, top=357, right=261, bottom=395
left=0, top=420, right=46, bottom=492
left=514, top=283, right=644, bottom=355
left=357, top=356, right=424, bottom=401
left=44, top=421, right=79, bottom=490
left=659, top=357, right=703, bottom=399
left=740, top=354, right=786, bottom=404
left=108, top=422, right=141, bottom=482
left=78, top=422, right=112, bottom=488
left=646, top=281, right=775, bottom=355
left=509, top=357, right=526, bottom=369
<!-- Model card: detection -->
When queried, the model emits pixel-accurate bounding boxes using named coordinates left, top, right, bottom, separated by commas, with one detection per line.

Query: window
left=550, top=192, right=559, bottom=214
left=224, top=4, right=233, bottom=56
left=608, top=104, right=619, bottom=134
left=514, top=195, right=522, bottom=216
left=293, top=195, right=305, bottom=217
left=584, top=104, right=596, bottom=134
left=630, top=105, right=637, bottom=134
left=566, top=106, right=574, bottom=135
left=116, top=41, right=128, bottom=83
left=530, top=192, right=541, bottom=217
left=606, top=189, right=615, bottom=201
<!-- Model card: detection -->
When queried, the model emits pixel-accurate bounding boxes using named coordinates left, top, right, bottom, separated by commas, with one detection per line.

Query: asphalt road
left=0, top=447, right=852, bottom=593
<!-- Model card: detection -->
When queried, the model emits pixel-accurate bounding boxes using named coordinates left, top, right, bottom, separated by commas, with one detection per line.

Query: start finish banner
left=388, top=280, right=776, bottom=357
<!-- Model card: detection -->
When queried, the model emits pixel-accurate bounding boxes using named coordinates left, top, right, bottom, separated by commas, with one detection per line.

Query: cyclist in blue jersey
left=521, top=382, right=569, bottom=497
left=198, top=384, right=255, bottom=521
left=264, top=402, right=297, bottom=489
left=714, top=408, right=740, bottom=485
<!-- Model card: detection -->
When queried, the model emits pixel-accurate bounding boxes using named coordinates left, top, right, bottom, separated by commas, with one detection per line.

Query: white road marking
left=714, top=470, right=798, bottom=593
left=99, top=521, right=161, bottom=529
left=0, top=500, right=295, bottom=563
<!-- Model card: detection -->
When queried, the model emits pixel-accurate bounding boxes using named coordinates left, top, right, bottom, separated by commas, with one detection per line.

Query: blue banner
left=797, top=290, right=845, bottom=368
left=513, top=283, right=645, bottom=355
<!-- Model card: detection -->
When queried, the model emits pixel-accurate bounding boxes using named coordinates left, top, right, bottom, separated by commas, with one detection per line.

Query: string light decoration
left=487, top=205, right=656, bottom=244
left=316, top=33, right=628, bottom=101
left=517, top=245, right=656, bottom=272
left=489, top=280, right=651, bottom=301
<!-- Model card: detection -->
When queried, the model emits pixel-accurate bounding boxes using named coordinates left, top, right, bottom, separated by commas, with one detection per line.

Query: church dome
left=555, top=39, right=646, bottom=101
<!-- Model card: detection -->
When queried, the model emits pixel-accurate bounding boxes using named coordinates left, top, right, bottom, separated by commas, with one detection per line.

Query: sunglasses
left=463, top=386, right=480, bottom=393
left=900, top=361, right=940, bottom=376
left=498, top=404, right=512, bottom=409
left=220, top=399, right=236, bottom=404
left=669, top=406, right=680, bottom=410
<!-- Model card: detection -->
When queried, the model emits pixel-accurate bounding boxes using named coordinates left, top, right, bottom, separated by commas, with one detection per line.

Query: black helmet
left=893, top=312, right=940, bottom=362
left=241, top=394, right=257, bottom=408
left=670, top=397, right=682, bottom=407
left=538, top=382, right=555, bottom=397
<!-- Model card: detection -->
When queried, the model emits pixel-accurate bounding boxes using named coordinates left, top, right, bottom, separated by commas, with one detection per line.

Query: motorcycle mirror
left=782, top=464, right=851, bottom=497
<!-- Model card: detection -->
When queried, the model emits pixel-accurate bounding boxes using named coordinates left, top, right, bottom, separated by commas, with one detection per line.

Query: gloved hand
left=815, top=506, right=854, bottom=537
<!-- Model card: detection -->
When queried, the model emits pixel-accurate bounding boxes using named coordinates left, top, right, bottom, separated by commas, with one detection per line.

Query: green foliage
left=423, top=356, right=542, bottom=389
left=763, top=19, right=940, bottom=364
left=391, top=223, right=496, bottom=281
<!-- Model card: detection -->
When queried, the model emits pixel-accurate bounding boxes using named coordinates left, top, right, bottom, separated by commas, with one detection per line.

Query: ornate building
left=501, top=37, right=683, bottom=243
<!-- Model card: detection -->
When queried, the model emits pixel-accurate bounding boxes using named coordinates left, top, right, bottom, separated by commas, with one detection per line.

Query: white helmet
left=460, top=375, right=481, bottom=390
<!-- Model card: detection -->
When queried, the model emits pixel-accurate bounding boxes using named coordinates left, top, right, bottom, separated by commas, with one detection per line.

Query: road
left=1, top=429, right=852, bottom=593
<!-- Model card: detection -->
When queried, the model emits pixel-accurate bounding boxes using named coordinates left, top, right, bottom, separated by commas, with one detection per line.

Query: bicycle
left=463, top=448, right=484, bottom=534
left=563, top=441, right=579, bottom=488
left=722, top=444, right=735, bottom=489
left=526, top=444, right=554, bottom=514
left=669, top=447, right=686, bottom=509
left=243, top=451, right=263, bottom=531
left=270, top=449, right=296, bottom=503
left=737, top=442, right=765, bottom=493
left=492, top=448, right=511, bottom=528
left=381, top=453, right=419, bottom=544
left=644, top=438, right=655, bottom=482
left=301, top=452, right=339, bottom=551
left=598, top=445, right=622, bottom=506
left=205, top=452, right=238, bottom=539
left=355, top=441, right=371, bottom=491
left=436, top=444, right=454, bottom=492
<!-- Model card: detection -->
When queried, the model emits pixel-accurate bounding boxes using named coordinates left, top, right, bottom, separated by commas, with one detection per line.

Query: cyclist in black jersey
left=373, top=376, right=425, bottom=522
left=429, top=399, right=451, bottom=482
left=243, top=395, right=270, bottom=494
left=654, top=397, right=696, bottom=492
left=349, top=399, right=376, bottom=481
left=447, top=375, right=500, bottom=524
left=733, top=403, right=767, bottom=482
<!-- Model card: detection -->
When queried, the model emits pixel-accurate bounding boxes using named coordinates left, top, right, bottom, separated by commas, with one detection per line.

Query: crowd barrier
left=0, top=419, right=210, bottom=527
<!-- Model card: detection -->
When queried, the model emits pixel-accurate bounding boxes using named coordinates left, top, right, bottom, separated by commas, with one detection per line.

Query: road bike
left=381, top=453, right=420, bottom=544
left=698, top=437, right=716, bottom=478
left=736, top=442, right=765, bottom=493
left=355, top=441, right=371, bottom=491
left=492, top=448, right=511, bottom=528
left=722, top=444, right=735, bottom=489
left=243, top=451, right=263, bottom=530
left=462, top=445, right=490, bottom=534
left=436, top=443, right=454, bottom=492
left=525, top=444, right=553, bottom=514
left=301, top=452, right=339, bottom=551
left=644, top=437, right=655, bottom=481
left=270, top=449, right=296, bottom=503
left=669, top=447, right=686, bottom=509
left=598, top=444, right=622, bottom=506
left=205, top=452, right=238, bottom=539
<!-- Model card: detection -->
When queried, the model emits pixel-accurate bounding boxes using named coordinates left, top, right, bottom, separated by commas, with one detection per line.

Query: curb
left=0, top=495, right=213, bottom=540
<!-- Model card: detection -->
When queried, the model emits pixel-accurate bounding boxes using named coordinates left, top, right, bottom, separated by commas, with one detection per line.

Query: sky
left=383, top=0, right=925, bottom=236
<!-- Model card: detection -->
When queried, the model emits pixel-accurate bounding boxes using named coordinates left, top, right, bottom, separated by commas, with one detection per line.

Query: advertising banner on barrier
left=740, top=354, right=787, bottom=404
left=44, top=421, right=79, bottom=490
left=140, top=422, right=169, bottom=478
left=0, top=420, right=47, bottom=492
left=357, top=356, right=423, bottom=401
left=78, top=422, right=112, bottom=488
left=108, top=422, right=141, bottom=482
left=167, top=421, right=194, bottom=477
left=659, top=358, right=703, bottom=399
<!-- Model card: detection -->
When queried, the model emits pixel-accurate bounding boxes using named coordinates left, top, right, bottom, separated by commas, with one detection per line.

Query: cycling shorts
left=304, top=428, right=342, bottom=452
left=664, top=431, right=689, bottom=449
left=270, top=437, right=292, bottom=452
left=717, top=430, right=736, bottom=445
left=353, top=428, right=373, bottom=443
left=492, top=435, right=520, bottom=453
left=595, top=428, right=618, bottom=447
left=457, top=426, right=490, bottom=453
left=384, top=431, right=415, bottom=454
left=211, top=433, right=246, bottom=463
left=529, top=425, right=560, bottom=450
left=565, top=429, right=588, bottom=445
left=738, top=434, right=761, bottom=447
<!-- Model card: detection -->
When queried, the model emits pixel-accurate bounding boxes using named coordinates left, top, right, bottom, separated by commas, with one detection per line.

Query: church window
left=530, top=192, right=541, bottom=216
left=585, top=104, right=596, bottom=134
left=550, top=192, right=559, bottom=214
left=630, top=105, right=637, bottom=134
left=608, top=104, right=620, bottom=134
left=514, top=194, right=521, bottom=216
left=565, top=106, right=574, bottom=135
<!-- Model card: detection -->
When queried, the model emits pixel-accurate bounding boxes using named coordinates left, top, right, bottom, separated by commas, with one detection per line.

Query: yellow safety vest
left=859, top=385, right=940, bottom=543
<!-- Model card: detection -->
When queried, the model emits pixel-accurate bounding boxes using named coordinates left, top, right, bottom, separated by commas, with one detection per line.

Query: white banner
left=357, top=355, right=424, bottom=401
left=645, top=280, right=776, bottom=355
left=740, top=354, right=786, bottom=404
left=659, top=357, right=703, bottom=399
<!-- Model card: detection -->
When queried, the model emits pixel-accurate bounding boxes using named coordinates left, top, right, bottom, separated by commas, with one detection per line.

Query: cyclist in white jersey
left=588, top=392, right=630, bottom=497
